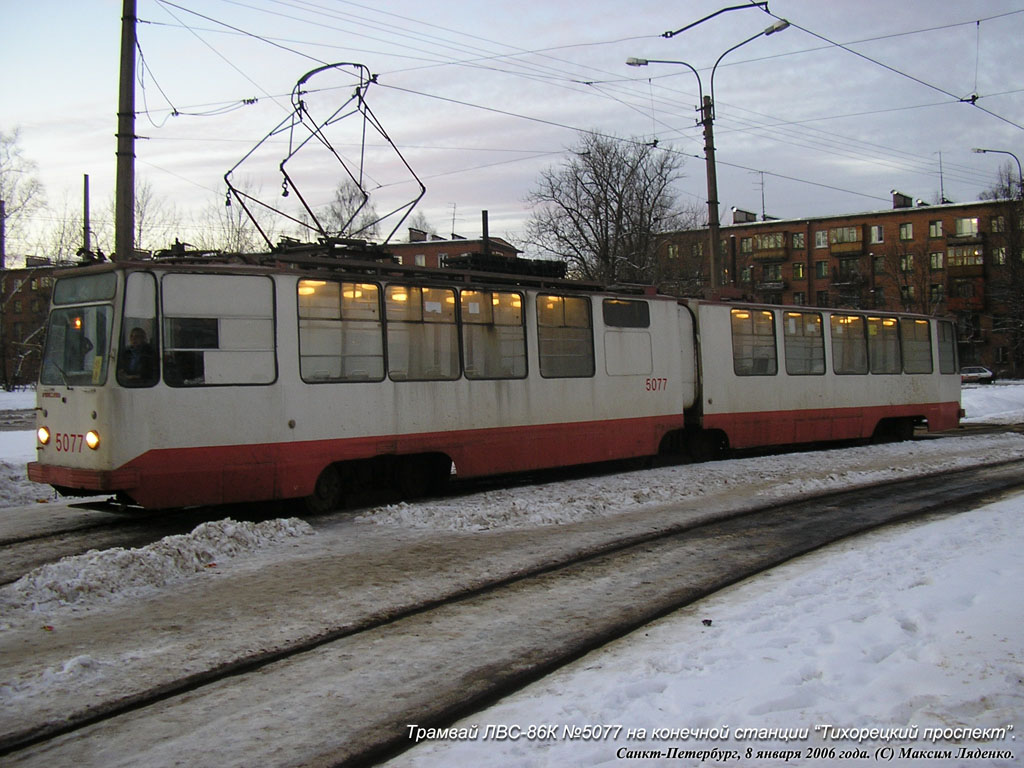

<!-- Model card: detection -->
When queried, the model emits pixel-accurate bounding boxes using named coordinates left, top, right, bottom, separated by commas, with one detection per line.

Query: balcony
left=830, top=241, right=864, bottom=255
left=752, top=248, right=787, bottom=262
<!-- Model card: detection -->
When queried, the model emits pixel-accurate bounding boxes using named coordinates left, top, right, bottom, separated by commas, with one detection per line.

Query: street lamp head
left=626, top=57, right=649, bottom=67
left=764, top=19, right=790, bottom=35
left=972, top=148, right=986, bottom=154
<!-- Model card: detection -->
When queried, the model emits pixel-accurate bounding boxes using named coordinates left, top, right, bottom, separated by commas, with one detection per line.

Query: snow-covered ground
left=1, top=385, right=1022, bottom=766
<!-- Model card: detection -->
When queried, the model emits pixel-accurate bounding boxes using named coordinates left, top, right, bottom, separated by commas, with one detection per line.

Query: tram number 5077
left=645, top=377, right=669, bottom=392
left=54, top=432, right=85, bottom=452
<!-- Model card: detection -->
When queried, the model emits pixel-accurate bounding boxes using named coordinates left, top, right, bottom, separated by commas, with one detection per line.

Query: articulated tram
left=28, top=253, right=961, bottom=510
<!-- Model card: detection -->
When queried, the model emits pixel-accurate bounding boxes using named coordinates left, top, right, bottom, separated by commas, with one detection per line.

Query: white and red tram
left=28, top=256, right=961, bottom=510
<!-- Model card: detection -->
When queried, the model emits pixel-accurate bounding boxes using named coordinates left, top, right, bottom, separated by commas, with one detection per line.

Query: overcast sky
left=3, top=0, right=1023, bottom=253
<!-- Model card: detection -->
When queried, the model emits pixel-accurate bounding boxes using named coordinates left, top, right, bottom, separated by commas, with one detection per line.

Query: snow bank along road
left=3, top=454, right=1024, bottom=767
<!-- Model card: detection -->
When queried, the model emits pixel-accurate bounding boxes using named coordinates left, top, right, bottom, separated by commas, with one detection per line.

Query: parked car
left=960, top=366, right=994, bottom=384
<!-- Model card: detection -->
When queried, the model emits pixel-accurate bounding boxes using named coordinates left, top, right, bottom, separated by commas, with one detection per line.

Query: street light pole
left=627, top=18, right=788, bottom=296
left=972, top=147, right=1023, bottom=199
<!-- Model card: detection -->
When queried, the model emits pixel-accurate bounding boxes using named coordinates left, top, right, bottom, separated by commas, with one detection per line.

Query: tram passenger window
left=298, top=280, right=384, bottom=382
left=602, top=299, right=650, bottom=328
left=162, top=274, right=276, bottom=386
left=118, top=272, right=159, bottom=387
left=461, top=290, right=526, bottom=379
left=783, top=311, right=824, bottom=375
left=900, top=319, right=933, bottom=374
left=537, top=295, right=594, bottom=378
left=830, top=314, right=868, bottom=374
left=867, top=317, right=901, bottom=374
left=937, top=320, right=957, bottom=374
left=386, top=285, right=459, bottom=381
left=731, top=309, right=777, bottom=376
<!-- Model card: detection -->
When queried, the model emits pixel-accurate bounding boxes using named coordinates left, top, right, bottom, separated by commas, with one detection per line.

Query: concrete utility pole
left=0, top=199, right=6, bottom=270
left=114, top=0, right=137, bottom=261
left=701, top=95, right=720, bottom=292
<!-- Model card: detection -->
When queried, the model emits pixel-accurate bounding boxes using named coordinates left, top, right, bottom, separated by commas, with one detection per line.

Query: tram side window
left=386, top=285, right=459, bottom=381
left=782, top=311, right=824, bottom=375
left=162, top=274, right=276, bottom=386
left=731, top=308, right=777, bottom=376
left=537, top=295, right=594, bottom=378
left=118, top=272, right=159, bottom=387
left=831, top=314, right=868, bottom=374
left=867, top=317, right=901, bottom=374
left=461, top=290, right=526, bottom=379
left=937, top=320, right=957, bottom=374
left=298, top=280, right=384, bottom=382
left=602, top=299, right=650, bottom=328
left=901, top=319, right=933, bottom=374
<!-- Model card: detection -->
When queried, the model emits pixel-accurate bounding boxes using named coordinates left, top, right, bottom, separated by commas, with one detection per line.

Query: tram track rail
left=3, top=458, right=1024, bottom=766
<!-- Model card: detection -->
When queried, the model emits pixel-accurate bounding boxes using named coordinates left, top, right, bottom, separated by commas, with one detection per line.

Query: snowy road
left=3, top=456, right=1024, bottom=766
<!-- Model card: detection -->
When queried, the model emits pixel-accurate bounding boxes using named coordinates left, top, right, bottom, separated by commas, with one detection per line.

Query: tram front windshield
left=40, top=273, right=116, bottom=387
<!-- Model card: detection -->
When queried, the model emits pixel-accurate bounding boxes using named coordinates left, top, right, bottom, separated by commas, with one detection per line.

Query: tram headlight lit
left=37, top=426, right=50, bottom=445
left=85, top=430, right=101, bottom=450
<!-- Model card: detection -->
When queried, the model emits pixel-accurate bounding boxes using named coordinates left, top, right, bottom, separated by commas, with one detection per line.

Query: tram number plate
left=645, top=377, right=668, bottom=392
left=54, top=432, right=86, bottom=452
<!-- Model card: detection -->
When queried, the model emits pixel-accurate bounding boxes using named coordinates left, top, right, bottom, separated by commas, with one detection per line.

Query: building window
left=792, top=232, right=805, bottom=249
left=900, top=285, right=916, bottom=303
left=955, top=217, right=979, bottom=236
left=730, top=308, right=777, bottom=376
left=928, top=220, right=943, bottom=238
left=414, top=254, right=426, bottom=267
left=667, top=244, right=679, bottom=259
left=992, top=246, right=1007, bottom=265
left=740, top=266, right=753, bottom=283
left=755, top=232, right=784, bottom=249
left=815, top=231, right=828, bottom=249
left=691, top=241, right=704, bottom=258
left=869, top=225, right=884, bottom=244
left=829, top=226, right=860, bottom=244
left=899, top=222, right=913, bottom=240
left=992, top=216, right=1005, bottom=233
left=763, top=263, right=782, bottom=281
left=792, top=291, right=806, bottom=305
left=740, top=237, right=753, bottom=254
left=815, top=290, right=830, bottom=307
left=929, top=251, right=944, bottom=270
left=793, top=262, right=805, bottom=280
left=873, top=255, right=885, bottom=275
left=947, top=246, right=983, bottom=267
left=815, top=260, right=828, bottom=279
left=900, top=254, right=914, bottom=272
left=929, top=283, right=945, bottom=304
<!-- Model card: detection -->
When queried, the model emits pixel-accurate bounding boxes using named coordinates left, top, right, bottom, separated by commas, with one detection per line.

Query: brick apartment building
left=386, top=227, right=520, bottom=268
left=659, top=192, right=1024, bottom=377
left=0, top=258, right=57, bottom=387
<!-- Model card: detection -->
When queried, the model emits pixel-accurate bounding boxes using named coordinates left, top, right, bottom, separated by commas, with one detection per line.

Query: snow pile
left=360, top=433, right=1024, bottom=531
left=0, top=518, right=315, bottom=618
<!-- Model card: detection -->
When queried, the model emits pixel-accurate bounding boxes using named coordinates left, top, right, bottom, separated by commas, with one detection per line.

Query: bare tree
left=405, top=209, right=437, bottom=239
left=0, top=127, right=46, bottom=259
left=319, top=179, right=380, bottom=240
left=524, top=132, right=688, bottom=284
left=132, top=179, right=181, bottom=254
left=191, top=179, right=278, bottom=254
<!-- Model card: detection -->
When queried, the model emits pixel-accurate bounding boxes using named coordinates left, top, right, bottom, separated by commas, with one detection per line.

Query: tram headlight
left=85, top=430, right=101, bottom=450
left=37, top=426, right=50, bottom=445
